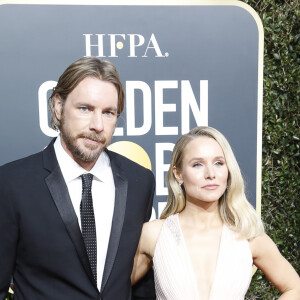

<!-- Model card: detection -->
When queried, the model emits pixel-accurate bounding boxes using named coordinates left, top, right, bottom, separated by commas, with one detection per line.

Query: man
left=0, top=57, right=155, bottom=299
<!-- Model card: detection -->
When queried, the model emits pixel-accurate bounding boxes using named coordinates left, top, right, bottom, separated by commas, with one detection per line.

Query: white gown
left=153, top=214, right=253, bottom=300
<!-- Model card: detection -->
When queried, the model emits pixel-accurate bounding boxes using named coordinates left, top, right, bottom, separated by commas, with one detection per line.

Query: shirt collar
left=54, top=135, right=111, bottom=183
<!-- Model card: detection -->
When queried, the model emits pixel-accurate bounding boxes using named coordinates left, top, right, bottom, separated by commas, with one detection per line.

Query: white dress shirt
left=54, top=136, right=115, bottom=289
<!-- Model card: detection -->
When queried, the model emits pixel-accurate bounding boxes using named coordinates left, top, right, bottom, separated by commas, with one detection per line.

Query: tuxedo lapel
left=101, top=151, right=128, bottom=292
left=43, top=141, right=97, bottom=289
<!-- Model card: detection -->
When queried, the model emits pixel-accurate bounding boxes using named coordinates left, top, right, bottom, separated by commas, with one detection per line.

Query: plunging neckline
left=175, top=214, right=225, bottom=300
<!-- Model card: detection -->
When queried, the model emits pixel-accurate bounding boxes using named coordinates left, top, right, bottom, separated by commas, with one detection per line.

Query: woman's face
left=175, top=136, right=228, bottom=204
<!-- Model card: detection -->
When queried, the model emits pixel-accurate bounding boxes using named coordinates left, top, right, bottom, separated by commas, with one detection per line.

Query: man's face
left=54, top=76, right=118, bottom=170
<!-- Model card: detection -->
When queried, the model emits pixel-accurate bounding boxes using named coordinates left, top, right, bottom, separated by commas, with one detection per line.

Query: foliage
left=4, top=1, right=299, bottom=299
left=242, top=0, right=300, bottom=299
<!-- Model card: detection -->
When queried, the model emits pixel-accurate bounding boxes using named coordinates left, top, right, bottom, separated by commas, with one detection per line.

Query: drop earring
left=179, top=181, right=183, bottom=193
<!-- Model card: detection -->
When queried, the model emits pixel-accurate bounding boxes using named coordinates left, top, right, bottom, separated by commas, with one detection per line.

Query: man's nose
left=90, top=112, right=104, bottom=132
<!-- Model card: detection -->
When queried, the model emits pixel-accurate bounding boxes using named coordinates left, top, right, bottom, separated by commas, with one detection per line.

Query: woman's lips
left=202, top=184, right=219, bottom=190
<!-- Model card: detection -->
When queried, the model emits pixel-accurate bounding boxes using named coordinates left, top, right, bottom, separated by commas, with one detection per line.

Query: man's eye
left=104, top=111, right=115, bottom=116
left=79, top=107, right=88, bottom=112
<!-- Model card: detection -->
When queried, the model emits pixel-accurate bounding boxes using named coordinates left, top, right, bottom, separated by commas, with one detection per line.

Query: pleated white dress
left=153, top=214, right=253, bottom=300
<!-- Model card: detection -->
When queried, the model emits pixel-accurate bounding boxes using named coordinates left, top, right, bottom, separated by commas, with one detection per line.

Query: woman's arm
left=250, top=233, right=300, bottom=299
left=131, top=220, right=164, bottom=285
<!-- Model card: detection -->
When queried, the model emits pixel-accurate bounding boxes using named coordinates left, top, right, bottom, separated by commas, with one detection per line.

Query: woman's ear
left=53, top=94, right=63, bottom=121
left=172, top=166, right=183, bottom=184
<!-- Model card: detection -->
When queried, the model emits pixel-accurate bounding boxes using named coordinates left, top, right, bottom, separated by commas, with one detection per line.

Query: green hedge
left=244, top=0, right=300, bottom=299
left=4, top=1, right=299, bottom=299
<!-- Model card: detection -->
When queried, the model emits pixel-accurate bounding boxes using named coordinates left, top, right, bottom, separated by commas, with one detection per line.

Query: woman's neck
left=179, top=199, right=222, bottom=230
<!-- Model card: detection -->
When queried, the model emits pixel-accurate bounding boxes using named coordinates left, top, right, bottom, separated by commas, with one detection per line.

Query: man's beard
left=59, top=118, right=107, bottom=163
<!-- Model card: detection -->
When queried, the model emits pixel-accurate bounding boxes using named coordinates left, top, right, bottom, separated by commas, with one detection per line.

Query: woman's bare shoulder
left=141, top=219, right=165, bottom=257
left=143, top=219, right=165, bottom=239
left=249, top=233, right=275, bottom=258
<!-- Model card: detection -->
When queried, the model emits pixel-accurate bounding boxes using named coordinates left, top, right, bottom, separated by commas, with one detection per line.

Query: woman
left=131, top=126, right=300, bottom=299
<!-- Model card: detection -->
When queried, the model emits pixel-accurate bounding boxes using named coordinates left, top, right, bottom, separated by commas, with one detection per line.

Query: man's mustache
left=77, top=133, right=106, bottom=143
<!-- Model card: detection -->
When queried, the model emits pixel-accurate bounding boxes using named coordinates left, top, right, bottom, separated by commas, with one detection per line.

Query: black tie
left=80, top=173, right=97, bottom=283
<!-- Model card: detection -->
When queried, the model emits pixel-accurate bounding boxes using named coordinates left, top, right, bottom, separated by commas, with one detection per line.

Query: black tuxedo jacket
left=0, top=139, right=155, bottom=300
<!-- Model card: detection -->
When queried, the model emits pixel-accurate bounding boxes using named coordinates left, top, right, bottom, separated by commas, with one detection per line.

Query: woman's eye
left=215, top=161, right=224, bottom=166
left=192, top=163, right=202, bottom=167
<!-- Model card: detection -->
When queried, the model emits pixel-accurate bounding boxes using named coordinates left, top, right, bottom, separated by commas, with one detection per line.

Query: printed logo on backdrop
left=83, top=33, right=169, bottom=58
left=0, top=4, right=262, bottom=219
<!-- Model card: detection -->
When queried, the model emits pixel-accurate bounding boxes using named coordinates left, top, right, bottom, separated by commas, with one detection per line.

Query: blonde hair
left=161, top=126, right=264, bottom=240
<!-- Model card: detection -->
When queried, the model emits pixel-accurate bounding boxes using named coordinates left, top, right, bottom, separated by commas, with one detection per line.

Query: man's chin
left=70, top=143, right=102, bottom=163
left=76, top=151, right=101, bottom=164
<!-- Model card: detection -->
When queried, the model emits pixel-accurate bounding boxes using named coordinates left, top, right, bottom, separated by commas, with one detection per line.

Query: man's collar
left=54, top=135, right=111, bottom=183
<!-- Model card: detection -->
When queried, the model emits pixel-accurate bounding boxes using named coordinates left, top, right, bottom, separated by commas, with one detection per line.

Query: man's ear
left=53, top=94, right=63, bottom=121
left=172, top=166, right=183, bottom=184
